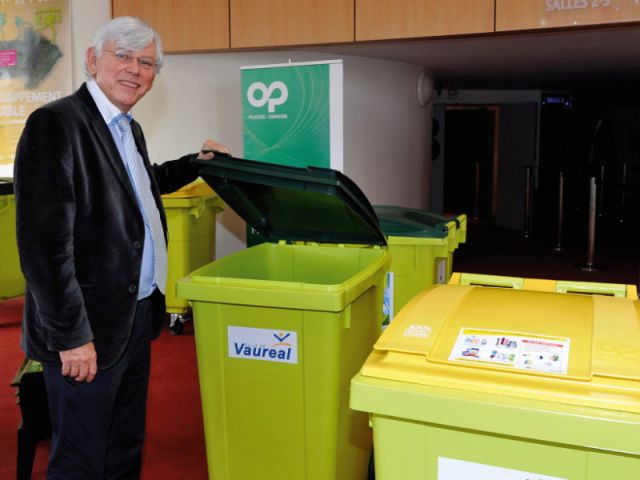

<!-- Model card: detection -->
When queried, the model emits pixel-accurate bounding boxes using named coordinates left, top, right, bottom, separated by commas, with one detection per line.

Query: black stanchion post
left=577, top=176, right=604, bottom=271
left=554, top=171, right=564, bottom=252
left=524, top=166, right=532, bottom=239
left=473, top=161, right=480, bottom=222
left=619, top=162, right=627, bottom=224
left=598, top=164, right=605, bottom=218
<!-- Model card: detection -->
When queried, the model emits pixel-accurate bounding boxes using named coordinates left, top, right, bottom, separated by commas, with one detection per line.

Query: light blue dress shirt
left=86, top=79, right=158, bottom=299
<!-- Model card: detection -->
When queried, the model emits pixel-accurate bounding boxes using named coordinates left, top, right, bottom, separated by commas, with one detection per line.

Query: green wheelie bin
left=1, top=178, right=24, bottom=299
left=177, top=155, right=390, bottom=480
left=374, top=205, right=466, bottom=282
left=374, top=213, right=449, bottom=325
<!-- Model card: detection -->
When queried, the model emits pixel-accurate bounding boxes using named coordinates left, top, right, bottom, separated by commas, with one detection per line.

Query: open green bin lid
left=192, top=155, right=387, bottom=247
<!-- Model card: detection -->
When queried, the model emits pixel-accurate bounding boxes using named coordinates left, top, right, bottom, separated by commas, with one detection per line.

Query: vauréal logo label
left=246, top=81, right=289, bottom=119
left=228, top=326, right=298, bottom=364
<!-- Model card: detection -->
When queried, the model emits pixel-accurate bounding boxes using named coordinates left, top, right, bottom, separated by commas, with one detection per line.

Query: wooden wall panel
left=356, top=0, right=495, bottom=41
left=112, top=0, right=229, bottom=52
left=497, top=0, right=640, bottom=31
left=230, top=0, right=354, bottom=48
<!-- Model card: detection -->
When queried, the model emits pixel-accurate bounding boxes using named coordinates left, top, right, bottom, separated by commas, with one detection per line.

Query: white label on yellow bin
left=436, top=258, right=447, bottom=284
left=449, top=328, right=570, bottom=375
left=438, top=457, right=567, bottom=480
left=228, top=326, right=298, bottom=364
left=382, top=271, right=394, bottom=329
left=403, top=324, right=431, bottom=339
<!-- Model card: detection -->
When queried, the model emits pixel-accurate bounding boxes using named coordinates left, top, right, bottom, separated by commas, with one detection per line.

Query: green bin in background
left=177, top=156, right=390, bottom=480
left=1, top=178, right=24, bottom=299
left=373, top=206, right=467, bottom=323
left=375, top=213, right=449, bottom=324
left=389, top=207, right=468, bottom=246
left=161, top=180, right=223, bottom=333
left=374, top=205, right=466, bottom=281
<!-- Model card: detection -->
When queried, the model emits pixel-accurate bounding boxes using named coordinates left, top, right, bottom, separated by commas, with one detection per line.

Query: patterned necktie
left=116, top=114, right=167, bottom=294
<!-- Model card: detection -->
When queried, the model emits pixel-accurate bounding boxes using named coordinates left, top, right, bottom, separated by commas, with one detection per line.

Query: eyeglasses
left=103, top=49, right=158, bottom=72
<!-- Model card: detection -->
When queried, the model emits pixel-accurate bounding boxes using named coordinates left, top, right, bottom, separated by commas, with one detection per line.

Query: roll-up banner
left=241, top=60, right=343, bottom=171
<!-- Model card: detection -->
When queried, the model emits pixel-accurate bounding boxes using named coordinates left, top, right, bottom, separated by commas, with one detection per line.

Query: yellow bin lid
left=162, top=178, right=216, bottom=199
left=362, top=282, right=640, bottom=413
left=161, top=178, right=224, bottom=212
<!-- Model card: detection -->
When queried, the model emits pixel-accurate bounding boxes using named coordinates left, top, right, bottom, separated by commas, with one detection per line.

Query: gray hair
left=85, top=16, right=163, bottom=77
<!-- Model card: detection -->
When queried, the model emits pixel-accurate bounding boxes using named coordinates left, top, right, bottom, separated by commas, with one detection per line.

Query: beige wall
left=71, top=0, right=432, bottom=258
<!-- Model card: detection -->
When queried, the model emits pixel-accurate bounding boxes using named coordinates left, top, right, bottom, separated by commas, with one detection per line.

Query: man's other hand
left=59, top=342, right=98, bottom=382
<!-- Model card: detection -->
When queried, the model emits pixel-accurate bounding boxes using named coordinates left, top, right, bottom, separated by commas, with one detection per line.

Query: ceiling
left=308, top=23, right=640, bottom=92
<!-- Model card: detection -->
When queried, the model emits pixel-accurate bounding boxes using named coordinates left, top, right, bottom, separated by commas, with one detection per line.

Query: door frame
left=445, top=104, right=500, bottom=220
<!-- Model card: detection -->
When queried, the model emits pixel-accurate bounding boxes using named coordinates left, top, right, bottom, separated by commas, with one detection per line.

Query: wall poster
left=0, top=0, right=71, bottom=177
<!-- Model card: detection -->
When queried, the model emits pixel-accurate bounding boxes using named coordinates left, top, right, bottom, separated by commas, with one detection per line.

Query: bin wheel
left=168, top=310, right=191, bottom=335
left=169, top=317, right=184, bottom=335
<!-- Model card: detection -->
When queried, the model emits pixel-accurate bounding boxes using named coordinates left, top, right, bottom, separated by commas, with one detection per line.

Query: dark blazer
left=14, top=83, right=200, bottom=369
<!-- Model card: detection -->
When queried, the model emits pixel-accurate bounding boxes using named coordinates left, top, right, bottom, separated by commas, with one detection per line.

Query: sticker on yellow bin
left=449, top=328, right=570, bottom=375
left=228, top=326, right=298, bottom=364
left=438, top=458, right=567, bottom=480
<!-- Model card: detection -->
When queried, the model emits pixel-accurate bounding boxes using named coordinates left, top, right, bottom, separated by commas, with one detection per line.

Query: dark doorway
left=443, top=107, right=497, bottom=222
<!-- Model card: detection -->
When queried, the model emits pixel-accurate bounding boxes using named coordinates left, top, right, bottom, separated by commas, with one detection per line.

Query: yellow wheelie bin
left=177, top=156, right=390, bottom=480
left=161, top=179, right=223, bottom=333
left=1, top=178, right=24, bottom=299
left=351, top=273, right=640, bottom=480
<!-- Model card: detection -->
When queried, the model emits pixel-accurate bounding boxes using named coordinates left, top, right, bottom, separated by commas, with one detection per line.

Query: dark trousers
left=43, top=296, right=154, bottom=480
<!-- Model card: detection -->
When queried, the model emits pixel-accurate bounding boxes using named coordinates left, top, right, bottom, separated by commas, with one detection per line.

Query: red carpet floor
left=0, top=297, right=208, bottom=480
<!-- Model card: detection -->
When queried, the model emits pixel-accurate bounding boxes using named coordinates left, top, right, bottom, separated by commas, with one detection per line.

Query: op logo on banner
left=247, top=80, right=288, bottom=113
left=241, top=60, right=343, bottom=171
left=0, top=0, right=71, bottom=172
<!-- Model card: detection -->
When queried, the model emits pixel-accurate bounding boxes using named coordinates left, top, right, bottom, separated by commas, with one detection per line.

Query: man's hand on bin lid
left=197, top=139, right=230, bottom=160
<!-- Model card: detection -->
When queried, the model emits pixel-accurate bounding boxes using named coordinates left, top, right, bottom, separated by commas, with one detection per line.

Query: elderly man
left=14, top=16, right=227, bottom=479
